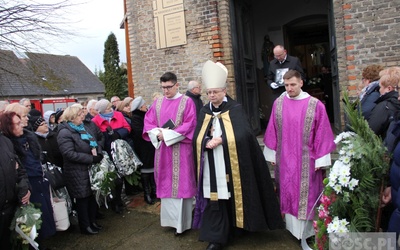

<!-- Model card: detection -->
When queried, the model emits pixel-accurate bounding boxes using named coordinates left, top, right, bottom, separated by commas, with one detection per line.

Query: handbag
left=44, top=162, right=65, bottom=190
left=51, top=189, right=70, bottom=231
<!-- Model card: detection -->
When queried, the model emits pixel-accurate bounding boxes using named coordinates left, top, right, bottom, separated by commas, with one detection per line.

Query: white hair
left=19, top=98, right=30, bottom=105
left=87, top=99, right=97, bottom=110
left=187, top=80, right=199, bottom=90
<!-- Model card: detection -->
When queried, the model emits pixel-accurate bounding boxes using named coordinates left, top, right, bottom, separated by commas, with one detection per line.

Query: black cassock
left=193, top=96, right=284, bottom=244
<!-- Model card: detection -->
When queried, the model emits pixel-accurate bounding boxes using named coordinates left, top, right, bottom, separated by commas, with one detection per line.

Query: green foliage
left=102, top=32, right=127, bottom=99
left=314, top=92, right=390, bottom=249
left=125, top=171, right=141, bottom=187
left=10, top=203, right=42, bottom=231
left=338, top=93, right=390, bottom=232
left=10, top=203, right=42, bottom=249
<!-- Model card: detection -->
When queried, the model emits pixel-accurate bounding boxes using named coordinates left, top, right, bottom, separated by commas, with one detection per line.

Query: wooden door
left=230, top=0, right=261, bottom=134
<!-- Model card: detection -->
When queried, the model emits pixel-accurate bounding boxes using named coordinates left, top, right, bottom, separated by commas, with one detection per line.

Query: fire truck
left=9, top=98, right=78, bottom=114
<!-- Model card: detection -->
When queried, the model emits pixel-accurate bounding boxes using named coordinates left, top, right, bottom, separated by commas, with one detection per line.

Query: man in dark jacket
left=267, top=45, right=305, bottom=100
left=0, top=132, right=30, bottom=249
left=185, top=80, right=203, bottom=118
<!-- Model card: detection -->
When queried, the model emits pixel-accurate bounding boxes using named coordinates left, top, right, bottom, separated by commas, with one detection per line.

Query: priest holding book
left=143, top=71, right=197, bottom=236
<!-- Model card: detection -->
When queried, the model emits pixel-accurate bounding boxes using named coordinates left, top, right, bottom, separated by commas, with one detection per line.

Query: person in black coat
left=1, top=108, right=56, bottom=246
left=57, top=105, right=104, bottom=235
left=0, top=113, right=30, bottom=249
left=357, top=64, right=385, bottom=120
left=185, top=80, right=204, bottom=118
left=29, top=115, right=64, bottom=168
left=116, top=98, right=140, bottom=196
left=266, top=45, right=305, bottom=100
left=367, top=68, right=400, bottom=138
left=131, top=97, right=157, bottom=205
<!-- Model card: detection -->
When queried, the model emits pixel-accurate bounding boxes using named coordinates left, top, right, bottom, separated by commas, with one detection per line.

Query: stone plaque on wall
left=153, top=0, right=187, bottom=49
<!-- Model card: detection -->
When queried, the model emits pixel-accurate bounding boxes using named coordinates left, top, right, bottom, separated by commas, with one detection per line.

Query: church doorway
left=229, top=0, right=339, bottom=132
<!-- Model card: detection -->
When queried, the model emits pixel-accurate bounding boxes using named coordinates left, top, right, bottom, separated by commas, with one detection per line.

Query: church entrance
left=230, top=0, right=340, bottom=132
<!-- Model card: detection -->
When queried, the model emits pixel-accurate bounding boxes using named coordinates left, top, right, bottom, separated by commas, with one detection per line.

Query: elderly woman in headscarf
left=57, top=105, right=104, bottom=235
left=2, top=104, right=56, bottom=246
left=131, top=96, right=157, bottom=204
left=92, top=99, right=131, bottom=213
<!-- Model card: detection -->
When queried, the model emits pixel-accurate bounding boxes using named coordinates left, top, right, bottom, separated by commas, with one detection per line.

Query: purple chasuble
left=263, top=95, right=335, bottom=220
left=143, top=95, right=197, bottom=199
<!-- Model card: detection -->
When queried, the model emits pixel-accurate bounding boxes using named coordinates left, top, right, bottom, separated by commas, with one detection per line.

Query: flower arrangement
left=10, top=203, right=42, bottom=250
left=313, top=93, right=390, bottom=250
left=89, top=152, right=117, bottom=207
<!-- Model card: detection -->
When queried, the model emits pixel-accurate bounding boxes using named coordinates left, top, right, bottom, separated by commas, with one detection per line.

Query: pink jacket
left=92, top=111, right=131, bottom=133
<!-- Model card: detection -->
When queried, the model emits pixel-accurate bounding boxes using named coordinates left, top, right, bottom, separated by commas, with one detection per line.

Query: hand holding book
left=162, top=119, right=176, bottom=129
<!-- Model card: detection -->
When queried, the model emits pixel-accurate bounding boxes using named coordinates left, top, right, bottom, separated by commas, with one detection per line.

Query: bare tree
left=0, top=0, right=81, bottom=52
left=0, top=0, right=86, bottom=96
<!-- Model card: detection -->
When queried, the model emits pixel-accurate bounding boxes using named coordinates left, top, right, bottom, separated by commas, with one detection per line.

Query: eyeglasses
left=274, top=53, right=285, bottom=58
left=206, top=89, right=225, bottom=95
left=160, top=83, right=176, bottom=90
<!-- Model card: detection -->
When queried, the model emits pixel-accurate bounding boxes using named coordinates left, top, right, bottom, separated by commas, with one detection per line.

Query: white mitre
left=202, top=60, right=228, bottom=89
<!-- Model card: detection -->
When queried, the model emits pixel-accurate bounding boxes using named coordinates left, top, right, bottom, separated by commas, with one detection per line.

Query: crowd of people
left=1, top=60, right=400, bottom=250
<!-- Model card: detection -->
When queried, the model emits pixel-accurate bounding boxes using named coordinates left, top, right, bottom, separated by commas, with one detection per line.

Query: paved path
left=42, top=193, right=303, bottom=250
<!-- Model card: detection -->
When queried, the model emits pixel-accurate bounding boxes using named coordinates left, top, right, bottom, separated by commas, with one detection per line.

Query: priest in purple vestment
left=143, top=72, right=197, bottom=235
left=263, top=69, right=336, bottom=242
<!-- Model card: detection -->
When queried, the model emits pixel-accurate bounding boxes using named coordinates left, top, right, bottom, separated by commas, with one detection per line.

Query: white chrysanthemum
left=338, top=176, right=350, bottom=186
left=327, top=217, right=349, bottom=233
left=348, top=178, right=359, bottom=190
left=328, top=174, right=338, bottom=187
left=339, top=164, right=351, bottom=177
left=334, top=134, right=344, bottom=144
left=339, top=218, right=349, bottom=227
left=348, top=147, right=355, bottom=153
left=341, top=156, right=351, bottom=164
left=327, top=217, right=340, bottom=233
left=333, top=184, right=342, bottom=193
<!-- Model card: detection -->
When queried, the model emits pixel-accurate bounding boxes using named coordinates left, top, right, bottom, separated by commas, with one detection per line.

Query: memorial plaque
left=153, top=0, right=187, bottom=49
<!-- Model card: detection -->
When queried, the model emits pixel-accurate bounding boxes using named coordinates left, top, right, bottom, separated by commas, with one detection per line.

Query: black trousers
left=75, top=195, right=97, bottom=229
left=112, top=176, right=123, bottom=206
left=199, top=200, right=231, bottom=245
left=0, top=204, right=15, bottom=250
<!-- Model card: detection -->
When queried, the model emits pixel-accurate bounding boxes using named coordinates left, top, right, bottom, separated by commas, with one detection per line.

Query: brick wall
left=333, top=0, right=400, bottom=98
left=125, top=0, right=234, bottom=103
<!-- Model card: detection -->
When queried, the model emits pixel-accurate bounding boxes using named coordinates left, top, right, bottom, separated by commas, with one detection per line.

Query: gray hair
left=187, top=80, right=200, bottom=90
left=0, top=100, right=9, bottom=111
left=19, top=98, right=30, bottom=105
left=87, top=99, right=97, bottom=110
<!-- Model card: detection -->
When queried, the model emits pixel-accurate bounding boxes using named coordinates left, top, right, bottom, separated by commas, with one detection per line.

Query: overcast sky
left=47, top=0, right=127, bottom=72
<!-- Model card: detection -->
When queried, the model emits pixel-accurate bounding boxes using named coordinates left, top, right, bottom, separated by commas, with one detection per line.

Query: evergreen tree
left=102, top=32, right=126, bottom=100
